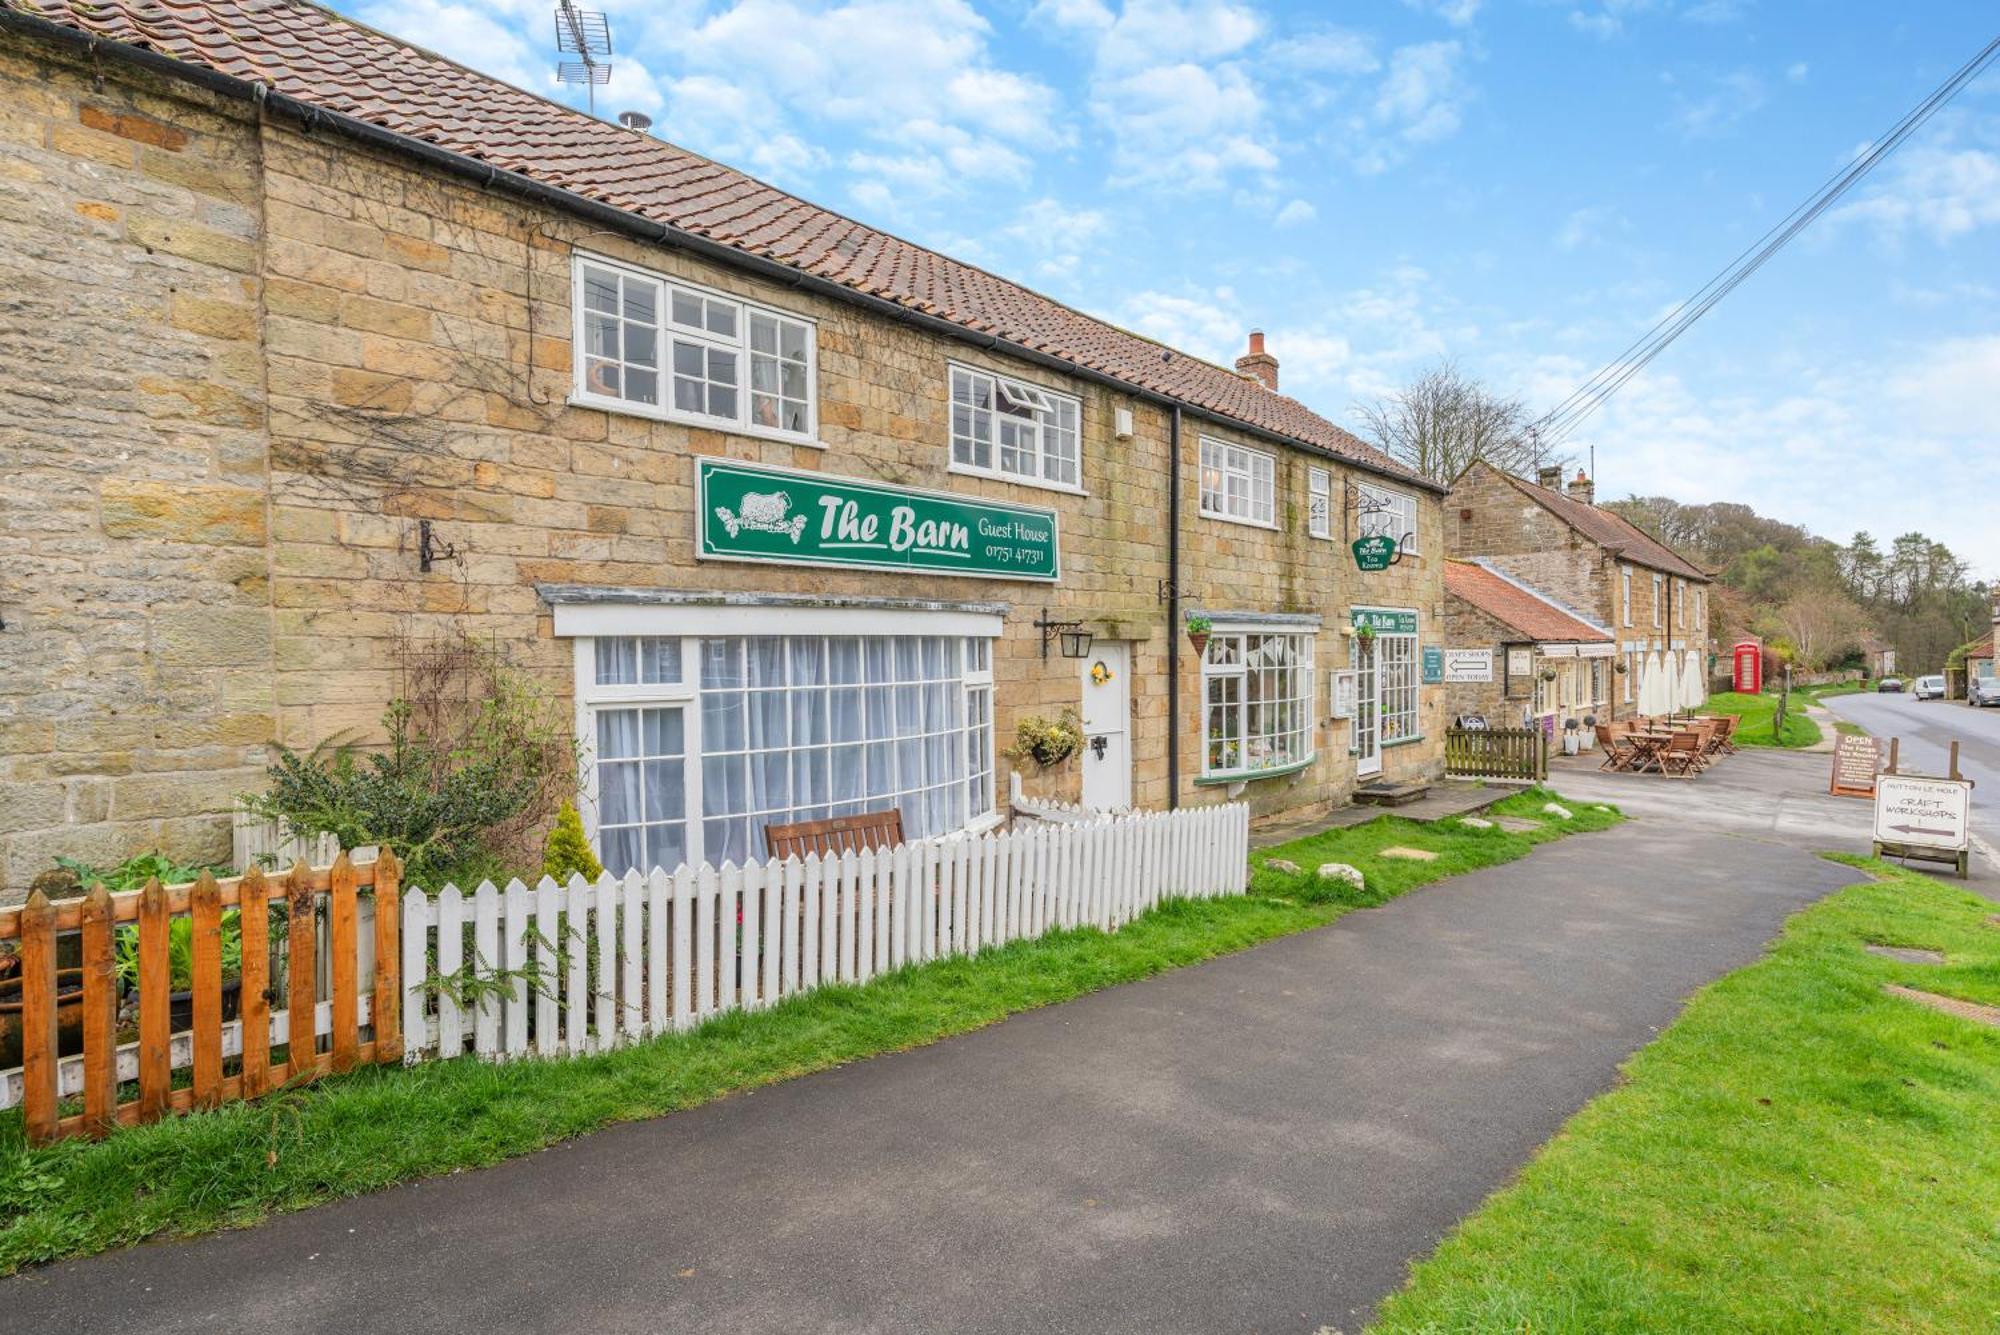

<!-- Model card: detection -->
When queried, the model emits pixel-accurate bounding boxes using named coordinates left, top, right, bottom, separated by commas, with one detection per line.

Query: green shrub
left=245, top=632, right=577, bottom=890
left=542, top=800, right=604, bottom=883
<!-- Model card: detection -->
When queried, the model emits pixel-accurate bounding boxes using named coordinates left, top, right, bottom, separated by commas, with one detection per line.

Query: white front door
left=1354, top=636, right=1382, bottom=777
left=1080, top=643, right=1132, bottom=810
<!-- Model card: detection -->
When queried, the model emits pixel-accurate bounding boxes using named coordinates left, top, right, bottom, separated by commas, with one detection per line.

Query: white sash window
left=1201, top=629, right=1315, bottom=776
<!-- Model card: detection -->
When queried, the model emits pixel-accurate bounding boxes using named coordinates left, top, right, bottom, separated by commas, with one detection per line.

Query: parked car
left=1876, top=677, right=1904, bottom=693
left=1971, top=676, right=2000, bottom=708
left=1912, top=675, right=1947, bottom=700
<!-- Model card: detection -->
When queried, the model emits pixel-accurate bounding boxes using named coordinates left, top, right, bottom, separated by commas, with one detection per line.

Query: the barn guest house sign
left=697, top=459, right=1060, bottom=581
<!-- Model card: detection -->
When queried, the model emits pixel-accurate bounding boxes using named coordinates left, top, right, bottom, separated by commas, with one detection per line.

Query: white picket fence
left=400, top=802, right=1248, bottom=1062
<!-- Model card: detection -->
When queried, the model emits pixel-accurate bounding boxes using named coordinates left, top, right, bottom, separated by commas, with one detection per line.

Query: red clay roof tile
left=15, top=0, right=1435, bottom=487
left=1445, top=559, right=1611, bottom=644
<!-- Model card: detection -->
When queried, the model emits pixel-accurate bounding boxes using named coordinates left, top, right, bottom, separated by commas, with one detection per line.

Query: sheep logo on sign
left=714, top=490, right=808, bottom=543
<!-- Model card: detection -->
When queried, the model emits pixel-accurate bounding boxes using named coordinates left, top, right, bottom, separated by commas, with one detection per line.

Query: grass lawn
left=1800, top=681, right=1868, bottom=701
left=1701, top=689, right=1822, bottom=748
left=0, top=787, right=1618, bottom=1274
left=1372, top=857, right=2000, bottom=1334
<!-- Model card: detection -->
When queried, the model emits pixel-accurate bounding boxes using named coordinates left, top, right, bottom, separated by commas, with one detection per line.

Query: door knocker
left=1090, top=735, right=1109, bottom=760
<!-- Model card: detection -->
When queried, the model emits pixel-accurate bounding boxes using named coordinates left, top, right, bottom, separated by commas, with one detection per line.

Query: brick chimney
left=1235, top=330, right=1278, bottom=391
left=1536, top=463, right=1563, bottom=490
left=1567, top=468, right=1595, bottom=507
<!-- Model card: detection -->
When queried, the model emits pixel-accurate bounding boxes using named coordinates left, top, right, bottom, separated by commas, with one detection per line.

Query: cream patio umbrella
left=1640, top=651, right=1666, bottom=717
left=1681, top=651, right=1706, bottom=712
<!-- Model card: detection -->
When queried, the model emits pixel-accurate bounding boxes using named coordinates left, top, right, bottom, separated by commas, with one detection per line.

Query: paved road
left=1825, top=690, right=2000, bottom=848
left=4, top=824, right=1858, bottom=1335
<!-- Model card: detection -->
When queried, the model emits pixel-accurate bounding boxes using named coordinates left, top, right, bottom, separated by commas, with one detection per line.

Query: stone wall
left=1, top=34, right=1446, bottom=892
left=0, top=39, right=273, bottom=888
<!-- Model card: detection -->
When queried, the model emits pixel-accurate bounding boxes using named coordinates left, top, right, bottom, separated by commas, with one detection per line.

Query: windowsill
left=1382, top=734, right=1426, bottom=749
left=566, top=390, right=825, bottom=450
left=1195, top=754, right=1315, bottom=785
left=946, top=461, right=1087, bottom=498
left=1199, top=509, right=1280, bottom=532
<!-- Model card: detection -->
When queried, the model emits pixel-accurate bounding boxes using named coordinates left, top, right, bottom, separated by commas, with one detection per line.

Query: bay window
left=950, top=363, right=1081, bottom=490
left=574, top=253, right=816, bottom=442
left=576, top=628, right=996, bottom=876
left=1201, top=629, right=1315, bottom=777
left=1199, top=437, right=1276, bottom=527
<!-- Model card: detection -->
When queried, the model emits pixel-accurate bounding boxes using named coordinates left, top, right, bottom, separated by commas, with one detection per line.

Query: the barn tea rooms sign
left=697, top=460, right=1060, bottom=581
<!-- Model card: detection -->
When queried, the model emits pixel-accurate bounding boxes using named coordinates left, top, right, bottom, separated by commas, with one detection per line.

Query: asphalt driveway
left=3, top=821, right=1858, bottom=1335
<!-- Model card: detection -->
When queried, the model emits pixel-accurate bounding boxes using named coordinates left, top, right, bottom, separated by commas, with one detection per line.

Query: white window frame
left=1675, top=578, right=1686, bottom=628
left=947, top=362, right=1084, bottom=495
left=1356, top=482, right=1420, bottom=555
left=570, top=252, right=819, bottom=446
left=1307, top=467, right=1332, bottom=539
left=1199, top=627, right=1316, bottom=779
left=1198, top=436, right=1277, bottom=528
left=1652, top=573, right=1664, bottom=628
left=1374, top=621, right=1421, bottom=745
left=1621, top=566, right=1632, bottom=627
left=565, top=608, right=1002, bottom=876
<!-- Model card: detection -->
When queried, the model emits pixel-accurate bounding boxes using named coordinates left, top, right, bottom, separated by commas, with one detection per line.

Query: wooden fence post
left=80, top=884, right=118, bottom=1136
left=18, top=889, right=59, bottom=1146
left=287, top=860, right=317, bottom=1082
left=137, top=877, right=171, bottom=1123
left=329, top=852, right=359, bottom=1074
left=239, top=867, right=271, bottom=1100
left=190, top=870, right=224, bottom=1109
left=373, top=848, right=403, bottom=1063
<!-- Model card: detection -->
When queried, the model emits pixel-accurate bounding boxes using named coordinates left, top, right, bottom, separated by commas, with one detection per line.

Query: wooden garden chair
left=1655, top=730, right=1707, bottom=778
left=1594, top=724, right=1638, bottom=771
left=764, top=808, right=905, bottom=861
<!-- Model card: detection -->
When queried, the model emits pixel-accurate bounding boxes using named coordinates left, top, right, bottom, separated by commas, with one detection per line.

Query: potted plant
left=1613, top=659, right=1628, bottom=674
left=1539, top=667, right=1559, bottom=682
left=1354, top=622, right=1378, bottom=646
left=1184, top=613, right=1212, bottom=658
left=1011, top=710, right=1085, bottom=768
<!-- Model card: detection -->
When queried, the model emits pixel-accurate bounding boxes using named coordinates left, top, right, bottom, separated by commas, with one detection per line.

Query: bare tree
left=1760, top=584, right=1869, bottom=673
left=1354, top=361, right=1560, bottom=485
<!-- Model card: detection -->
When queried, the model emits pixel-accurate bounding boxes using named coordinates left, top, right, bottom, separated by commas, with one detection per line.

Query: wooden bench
left=764, top=808, right=905, bottom=861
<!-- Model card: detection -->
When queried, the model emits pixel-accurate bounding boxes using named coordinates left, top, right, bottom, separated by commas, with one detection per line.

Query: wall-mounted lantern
left=1034, top=608, right=1093, bottom=660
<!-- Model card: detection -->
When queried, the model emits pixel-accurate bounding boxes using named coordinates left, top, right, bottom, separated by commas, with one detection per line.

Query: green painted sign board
left=1352, top=608, right=1418, bottom=635
left=1422, top=645, right=1444, bottom=684
left=697, top=459, right=1060, bottom=582
left=1352, top=534, right=1397, bottom=570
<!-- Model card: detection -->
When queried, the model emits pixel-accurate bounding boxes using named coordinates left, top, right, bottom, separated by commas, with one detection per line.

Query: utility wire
left=1534, top=32, right=2000, bottom=446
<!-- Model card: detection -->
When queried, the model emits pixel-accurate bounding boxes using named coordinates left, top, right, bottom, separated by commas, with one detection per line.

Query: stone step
left=1353, top=779, right=1432, bottom=808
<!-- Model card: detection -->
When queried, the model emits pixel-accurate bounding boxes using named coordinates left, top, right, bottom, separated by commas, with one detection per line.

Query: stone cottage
left=1446, top=462, right=1712, bottom=723
left=0, top=0, right=1450, bottom=892
left=1441, top=559, right=1614, bottom=735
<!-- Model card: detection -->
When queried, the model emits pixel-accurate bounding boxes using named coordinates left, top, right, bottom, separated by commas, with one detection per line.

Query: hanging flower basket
left=1539, top=667, right=1559, bottom=682
left=1355, top=624, right=1378, bottom=645
left=1614, top=659, right=1629, bottom=674
left=1184, top=613, right=1212, bottom=659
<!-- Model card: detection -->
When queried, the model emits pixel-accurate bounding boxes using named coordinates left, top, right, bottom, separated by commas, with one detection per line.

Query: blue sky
left=340, top=0, right=2000, bottom=576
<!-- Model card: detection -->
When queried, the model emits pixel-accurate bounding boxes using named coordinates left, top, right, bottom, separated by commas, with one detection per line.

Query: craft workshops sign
left=697, top=460, right=1060, bottom=581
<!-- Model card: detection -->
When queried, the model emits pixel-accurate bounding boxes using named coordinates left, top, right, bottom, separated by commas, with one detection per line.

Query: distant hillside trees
left=1604, top=498, right=1989, bottom=677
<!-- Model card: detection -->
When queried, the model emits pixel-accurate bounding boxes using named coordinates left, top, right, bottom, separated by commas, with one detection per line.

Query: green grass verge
left=0, top=787, right=1617, bottom=1274
left=1800, top=681, right=1867, bottom=701
left=1372, top=857, right=2000, bottom=1334
left=1700, top=690, right=1822, bottom=748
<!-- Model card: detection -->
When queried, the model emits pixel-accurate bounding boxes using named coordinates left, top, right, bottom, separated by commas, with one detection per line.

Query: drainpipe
left=1166, top=405, right=1183, bottom=809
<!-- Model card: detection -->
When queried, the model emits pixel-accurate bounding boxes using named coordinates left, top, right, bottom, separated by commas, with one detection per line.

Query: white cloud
left=355, top=0, right=548, bottom=95
left=1092, top=60, right=1276, bottom=188
left=1886, top=336, right=2000, bottom=437
left=1402, top=0, right=1481, bottom=27
left=1373, top=41, right=1466, bottom=144
left=1274, top=198, right=1317, bottom=227
left=1832, top=138, right=2000, bottom=244
left=1119, top=287, right=1245, bottom=364
left=1089, top=0, right=1265, bottom=73
left=1668, top=68, right=1766, bottom=138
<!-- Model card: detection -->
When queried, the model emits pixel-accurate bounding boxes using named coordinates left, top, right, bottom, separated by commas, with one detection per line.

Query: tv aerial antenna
left=553, top=0, right=612, bottom=115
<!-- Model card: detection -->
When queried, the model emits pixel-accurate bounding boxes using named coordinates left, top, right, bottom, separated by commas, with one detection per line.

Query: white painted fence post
left=801, top=852, right=822, bottom=989
left=782, top=856, right=803, bottom=996
left=535, top=877, right=560, bottom=1055
left=503, top=879, right=530, bottom=1058
left=621, top=869, right=644, bottom=1036
left=696, top=862, right=719, bottom=1020
left=672, top=864, right=695, bottom=1030
left=647, top=869, right=669, bottom=1033
left=594, top=873, right=619, bottom=1048
left=401, top=887, right=428, bottom=1063
left=435, top=884, right=464, bottom=1059
left=564, top=875, right=589, bottom=1053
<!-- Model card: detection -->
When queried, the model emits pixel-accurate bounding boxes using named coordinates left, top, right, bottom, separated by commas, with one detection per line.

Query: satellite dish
left=618, top=111, right=652, bottom=132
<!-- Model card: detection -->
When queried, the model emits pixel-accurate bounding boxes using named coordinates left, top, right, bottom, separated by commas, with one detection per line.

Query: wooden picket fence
left=1443, top=726, right=1547, bottom=781
left=401, top=803, right=1249, bottom=1062
left=0, top=852, right=402, bottom=1146
left=2, top=804, right=1246, bottom=1141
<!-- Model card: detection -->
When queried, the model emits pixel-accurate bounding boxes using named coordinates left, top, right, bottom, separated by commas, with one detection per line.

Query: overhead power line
left=1533, top=31, right=2000, bottom=447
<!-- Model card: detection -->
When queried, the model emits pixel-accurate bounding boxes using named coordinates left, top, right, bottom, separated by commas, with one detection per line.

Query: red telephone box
left=1732, top=640, right=1762, bottom=695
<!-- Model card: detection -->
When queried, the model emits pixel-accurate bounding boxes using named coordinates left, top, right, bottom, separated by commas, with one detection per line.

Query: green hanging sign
left=1352, top=608, right=1418, bottom=635
left=697, top=459, right=1060, bottom=581
left=1352, top=534, right=1397, bottom=570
